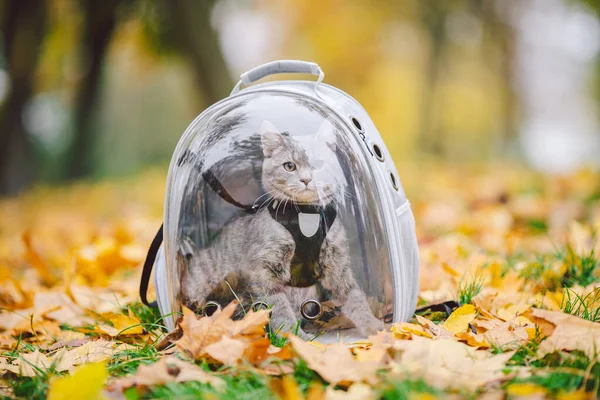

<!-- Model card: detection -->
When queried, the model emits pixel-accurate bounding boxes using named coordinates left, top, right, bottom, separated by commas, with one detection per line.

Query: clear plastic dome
left=159, top=84, right=418, bottom=342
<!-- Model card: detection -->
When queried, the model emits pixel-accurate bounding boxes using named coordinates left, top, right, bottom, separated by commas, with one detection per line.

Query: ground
left=0, top=163, right=599, bottom=399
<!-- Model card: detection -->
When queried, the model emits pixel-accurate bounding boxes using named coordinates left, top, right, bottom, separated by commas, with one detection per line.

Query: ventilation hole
left=372, top=144, right=384, bottom=162
left=251, top=301, right=269, bottom=312
left=300, top=299, right=323, bottom=321
left=203, top=301, right=221, bottom=316
left=390, top=172, right=398, bottom=191
left=350, top=116, right=364, bottom=132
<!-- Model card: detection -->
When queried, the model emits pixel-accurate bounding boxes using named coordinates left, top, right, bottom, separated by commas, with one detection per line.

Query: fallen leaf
left=483, top=321, right=530, bottom=350
left=108, top=356, right=224, bottom=393
left=53, top=340, right=129, bottom=372
left=391, top=322, right=433, bottom=339
left=288, top=335, right=383, bottom=385
left=204, top=336, right=248, bottom=366
left=175, top=302, right=269, bottom=362
left=525, top=308, right=600, bottom=359
left=326, top=383, right=375, bottom=400
left=270, top=375, right=302, bottom=400
left=391, top=336, right=514, bottom=390
left=505, top=382, right=547, bottom=397
left=47, top=362, right=108, bottom=400
left=96, top=312, right=143, bottom=337
left=13, top=350, right=53, bottom=377
left=443, top=304, right=476, bottom=334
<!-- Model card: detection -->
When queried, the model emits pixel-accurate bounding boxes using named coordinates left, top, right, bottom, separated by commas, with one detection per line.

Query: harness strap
left=202, top=169, right=255, bottom=211
left=140, top=170, right=253, bottom=307
left=139, top=224, right=163, bottom=307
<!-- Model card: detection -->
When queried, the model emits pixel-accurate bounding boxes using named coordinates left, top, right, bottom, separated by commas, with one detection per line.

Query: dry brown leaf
left=415, top=315, right=454, bottom=339
left=109, top=356, right=224, bottom=393
left=53, top=339, right=130, bottom=372
left=483, top=321, right=530, bottom=350
left=288, top=335, right=383, bottom=385
left=204, top=336, right=248, bottom=366
left=525, top=308, right=600, bottom=359
left=326, top=383, right=376, bottom=400
left=35, top=292, right=89, bottom=325
left=175, top=302, right=269, bottom=363
left=391, top=336, right=515, bottom=390
left=5, top=350, right=53, bottom=377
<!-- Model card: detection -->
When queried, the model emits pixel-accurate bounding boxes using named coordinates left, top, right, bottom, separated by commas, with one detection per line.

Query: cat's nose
left=300, top=178, right=312, bottom=186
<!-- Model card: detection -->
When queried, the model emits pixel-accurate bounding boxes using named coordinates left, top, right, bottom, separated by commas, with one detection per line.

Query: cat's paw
left=362, top=318, right=384, bottom=336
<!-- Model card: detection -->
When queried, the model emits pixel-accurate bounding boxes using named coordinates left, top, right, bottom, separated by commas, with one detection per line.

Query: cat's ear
left=316, top=119, right=337, bottom=151
left=261, top=121, right=285, bottom=157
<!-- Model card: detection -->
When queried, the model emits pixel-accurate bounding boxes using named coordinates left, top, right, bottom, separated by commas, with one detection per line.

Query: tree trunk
left=0, top=0, right=47, bottom=195
left=167, top=0, right=232, bottom=105
left=417, top=0, right=448, bottom=156
left=67, top=0, right=122, bottom=179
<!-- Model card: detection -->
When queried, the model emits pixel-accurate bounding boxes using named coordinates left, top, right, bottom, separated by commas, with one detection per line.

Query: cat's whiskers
left=258, top=195, right=277, bottom=211
left=292, top=193, right=300, bottom=212
left=253, top=190, right=277, bottom=206
left=253, top=189, right=280, bottom=210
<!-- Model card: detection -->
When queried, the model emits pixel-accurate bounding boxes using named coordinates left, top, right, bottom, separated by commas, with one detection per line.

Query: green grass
left=457, top=274, right=484, bottom=305
left=108, top=342, right=162, bottom=376
left=143, top=369, right=275, bottom=400
left=267, top=325, right=289, bottom=348
left=518, top=245, right=600, bottom=290
left=292, top=359, right=324, bottom=393
left=504, top=351, right=600, bottom=395
left=128, top=302, right=164, bottom=329
left=3, top=350, right=64, bottom=400
left=8, top=374, right=50, bottom=400
left=561, top=246, right=599, bottom=288
left=378, top=377, right=444, bottom=399
left=560, top=287, right=600, bottom=322
left=526, top=219, right=548, bottom=234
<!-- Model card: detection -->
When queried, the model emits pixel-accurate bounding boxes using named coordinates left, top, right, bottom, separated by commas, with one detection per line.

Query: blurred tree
left=417, top=0, right=450, bottom=156
left=68, top=0, right=124, bottom=179
left=155, top=0, right=232, bottom=105
left=0, top=0, right=47, bottom=195
left=468, top=0, right=518, bottom=154
left=68, top=0, right=231, bottom=179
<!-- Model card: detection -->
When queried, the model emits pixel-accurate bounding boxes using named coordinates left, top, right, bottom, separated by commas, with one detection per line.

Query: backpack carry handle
left=231, top=60, right=324, bottom=95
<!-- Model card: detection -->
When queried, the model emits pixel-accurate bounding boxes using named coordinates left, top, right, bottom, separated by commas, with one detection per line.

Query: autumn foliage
left=1, top=165, right=600, bottom=399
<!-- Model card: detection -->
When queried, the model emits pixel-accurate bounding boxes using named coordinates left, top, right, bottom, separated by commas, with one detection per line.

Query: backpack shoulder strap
left=139, top=224, right=163, bottom=307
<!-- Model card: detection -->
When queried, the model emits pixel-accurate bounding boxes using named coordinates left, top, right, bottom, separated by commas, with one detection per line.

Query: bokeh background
left=1, top=0, right=600, bottom=196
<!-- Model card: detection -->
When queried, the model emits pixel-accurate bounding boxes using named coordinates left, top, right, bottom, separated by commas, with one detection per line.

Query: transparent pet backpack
left=140, top=60, right=419, bottom=342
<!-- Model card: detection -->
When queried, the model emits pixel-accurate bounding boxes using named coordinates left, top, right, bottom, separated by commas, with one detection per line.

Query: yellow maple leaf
left=557, top=390, right=594, bottom=400
left=505, top=382, right=547, bottom=397
left=47, top=362, right=108, bottom=400
left=443, top=304, right=476, bottom=334
left=97, top=312, right=143, bottom=337
left=391, top=322, right=433, bottom=339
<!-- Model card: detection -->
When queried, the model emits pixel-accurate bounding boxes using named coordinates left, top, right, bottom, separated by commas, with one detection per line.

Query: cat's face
left=260, top=120, right=339, bottom=206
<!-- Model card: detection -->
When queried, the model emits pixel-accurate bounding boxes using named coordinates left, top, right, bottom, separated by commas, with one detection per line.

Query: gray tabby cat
left=180, top=120, right=382, bottom=338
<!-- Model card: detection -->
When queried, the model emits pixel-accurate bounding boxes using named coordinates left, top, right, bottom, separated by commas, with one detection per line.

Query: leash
left=139, top=224, right=163, bottom=307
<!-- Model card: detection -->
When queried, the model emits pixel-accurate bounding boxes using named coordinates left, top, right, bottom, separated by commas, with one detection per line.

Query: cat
left=179, top=120, right=383, bottom=339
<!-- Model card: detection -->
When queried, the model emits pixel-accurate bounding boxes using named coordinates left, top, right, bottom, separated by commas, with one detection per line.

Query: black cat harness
left=139, top=169, right=337, bottom=306
left=267, top=200, right=337, bottom=287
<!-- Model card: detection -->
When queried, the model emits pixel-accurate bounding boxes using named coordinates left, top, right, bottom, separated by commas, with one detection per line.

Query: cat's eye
left=283, top=162, right=296, bottom=172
